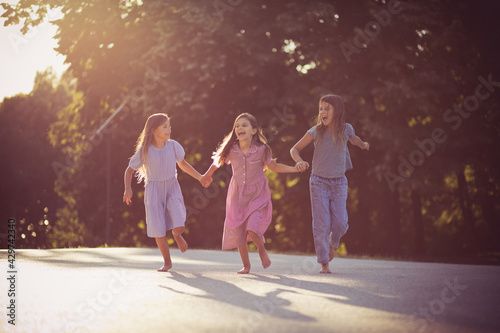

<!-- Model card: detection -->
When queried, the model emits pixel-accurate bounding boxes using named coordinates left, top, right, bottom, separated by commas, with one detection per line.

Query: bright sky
left=0, top=3, right=67, bottom=101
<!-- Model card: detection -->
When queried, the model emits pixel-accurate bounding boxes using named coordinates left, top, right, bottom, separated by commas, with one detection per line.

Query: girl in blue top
left=291, top=95, right=369, bottom=274
left=123, top=113, right=205, bottom=272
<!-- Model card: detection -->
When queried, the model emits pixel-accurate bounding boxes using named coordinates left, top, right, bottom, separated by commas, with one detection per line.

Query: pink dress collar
left=231, top=142, right=258, bottom=156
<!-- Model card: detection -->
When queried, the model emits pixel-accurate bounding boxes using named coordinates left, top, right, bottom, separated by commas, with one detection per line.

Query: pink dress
left=222, top=143, right=273, bottom=250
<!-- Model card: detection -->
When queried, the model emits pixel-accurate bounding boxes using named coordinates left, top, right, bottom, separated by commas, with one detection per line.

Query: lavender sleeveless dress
left=129, top=140, right=186, bottom=237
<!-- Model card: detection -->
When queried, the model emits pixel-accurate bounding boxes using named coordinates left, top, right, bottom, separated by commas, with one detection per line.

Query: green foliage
left=0, top=69, right=72, bottom=248
left=2, top=0, right=499, bottom=262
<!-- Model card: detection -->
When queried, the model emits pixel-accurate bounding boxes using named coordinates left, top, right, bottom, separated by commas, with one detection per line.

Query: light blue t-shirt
left=307, top=123, right=355, bottom=178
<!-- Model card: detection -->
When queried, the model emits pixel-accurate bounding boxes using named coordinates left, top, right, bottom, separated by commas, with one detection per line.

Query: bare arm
left=349, top=135, right=370, bottom=150
left=123, top=166, right=134, bottom=205
left=267, top=160, right=300, bottom=173
left=177, top=160, right=203, bottom=181
left=199, top=162, right=218, bottom=187
left=290, top=132, right=314, bottom=172
left=203, top=162, right=219, bottom=178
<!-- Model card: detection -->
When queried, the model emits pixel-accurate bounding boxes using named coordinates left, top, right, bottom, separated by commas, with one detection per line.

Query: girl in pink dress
left=201, top=113, right=306, bottom=274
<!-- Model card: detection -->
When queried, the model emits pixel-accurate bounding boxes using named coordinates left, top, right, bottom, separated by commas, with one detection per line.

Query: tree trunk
left=456, top=165, right=477, bottom=251
left=411, top=186, right=425, bottom=257
left=388, top=184, right=402, bottom=256
left=475, top=166, right=499, bottom=251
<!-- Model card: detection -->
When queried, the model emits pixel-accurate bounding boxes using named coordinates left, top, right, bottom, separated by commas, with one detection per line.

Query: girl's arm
left=290, top=133, right=314, bottom=172
left=349, top=136, right=370, bottom=150
left=203, top=162, right=219, bottom=178
left=177, top=160, right=203, bottom=181
left=123, top=166, right=134, bottom=205
left=267, top=160, right=301, bottom=173
left=200, top=162, right=218, bottom=187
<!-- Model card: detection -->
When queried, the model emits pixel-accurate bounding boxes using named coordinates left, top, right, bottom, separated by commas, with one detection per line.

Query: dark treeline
left=1, top=0, right=499, bottom=262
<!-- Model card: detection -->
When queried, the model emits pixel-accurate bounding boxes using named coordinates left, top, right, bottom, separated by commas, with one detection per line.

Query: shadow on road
left=248, top=273, right=398, bottom=313
left=16, top=248, right=236, bottom=270
left=161, top=271, right=315, bottom=323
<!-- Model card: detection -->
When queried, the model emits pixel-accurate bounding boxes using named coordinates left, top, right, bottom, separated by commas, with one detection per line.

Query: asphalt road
left=1, top=248, right=499, bottom=333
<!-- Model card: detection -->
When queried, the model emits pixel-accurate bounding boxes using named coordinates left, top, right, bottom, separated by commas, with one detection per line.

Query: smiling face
left=153, top=119, right=171, bottom=141
left=234, top=117, right=257, bottom=142
left=319, top=101, right=335, bottom=128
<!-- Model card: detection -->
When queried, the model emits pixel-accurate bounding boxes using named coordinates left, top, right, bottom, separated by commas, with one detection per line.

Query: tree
left=3, top=0, right=499, bottom=262
left=0, top=69, right=72, bottom=248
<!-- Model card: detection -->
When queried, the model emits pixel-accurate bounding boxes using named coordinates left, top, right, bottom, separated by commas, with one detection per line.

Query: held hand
left=123, top=188, right=133, bottom=205
left=203, top=176, right=213, bottom=187
left=206, top=176, right=213, bottom=187
left=362, top=142, right=370, bottom=150
left=200, top=174, right=213, bottom=188
left=295, top=161, right=310, bottom=172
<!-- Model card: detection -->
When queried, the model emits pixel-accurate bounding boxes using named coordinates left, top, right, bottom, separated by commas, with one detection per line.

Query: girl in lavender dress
left=123, top=113, right=205, bottom=272
left=201, top=113, right=306, bottom=274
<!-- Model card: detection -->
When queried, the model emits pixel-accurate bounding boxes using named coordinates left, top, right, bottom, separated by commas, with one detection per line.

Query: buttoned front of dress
left=227, top=144, right=269, bottom=186
left=243, top=155, right=246, bottom=184
left=222, top=142, right=273, bottom=249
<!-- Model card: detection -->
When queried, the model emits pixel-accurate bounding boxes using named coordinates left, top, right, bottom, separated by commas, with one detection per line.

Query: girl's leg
left=172, top=226, right=188, bottom=252
left=320, top=263, right=331, bottom=274
left=237, top=243, right=251, bottom=274
left=310, top=176, right=331, bottom=271
left=329, top=243, right=335, bottom=262
left=155, top=236, right=172, bottom=272
left=248, top=230, right=271, bottom=269
left=329, top=177, right=349, bottom=259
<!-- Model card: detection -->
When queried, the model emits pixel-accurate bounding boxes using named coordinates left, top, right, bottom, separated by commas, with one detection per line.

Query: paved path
left=1, top=248, right=499, bottom=333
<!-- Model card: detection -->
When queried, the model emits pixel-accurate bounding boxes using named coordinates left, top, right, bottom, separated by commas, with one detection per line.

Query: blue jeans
left=309, top=174, right=349, bottom=264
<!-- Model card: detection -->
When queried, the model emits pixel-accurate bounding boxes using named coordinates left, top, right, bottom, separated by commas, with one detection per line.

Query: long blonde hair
left=212, top=113, right=272, bottom=167
left=134, top=113, right=170, bottom=183
left=315, top=94, right=346, bottom=146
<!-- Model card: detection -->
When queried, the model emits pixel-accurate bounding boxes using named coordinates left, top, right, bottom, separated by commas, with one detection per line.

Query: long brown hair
left=315, top=94, right=346, bottom=146
left=134, top=113, right=170, bottom=183
left=212, top=113, right=272, bottom=167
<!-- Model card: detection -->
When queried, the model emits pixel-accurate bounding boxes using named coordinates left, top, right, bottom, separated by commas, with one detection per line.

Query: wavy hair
left=212, top=113, right=272, bottom=167
left=133, top=113, right=170, bottom=183
left=315, top=94, right=346, bottom=146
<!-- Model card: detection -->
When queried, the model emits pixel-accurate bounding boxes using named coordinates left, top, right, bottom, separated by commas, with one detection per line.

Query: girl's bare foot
left=247, top=231, right=271, bottom=269
left=329, top=243, right=335, bottom=262
left=237, top=265, right=251, bottom=274
left=173, top=233, right=188, bottom=253
left=157, top=262, right=172, bottom=272
left=320, top=263, right=331, bottom=274
left=259, top=249, right=271, bottom=269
